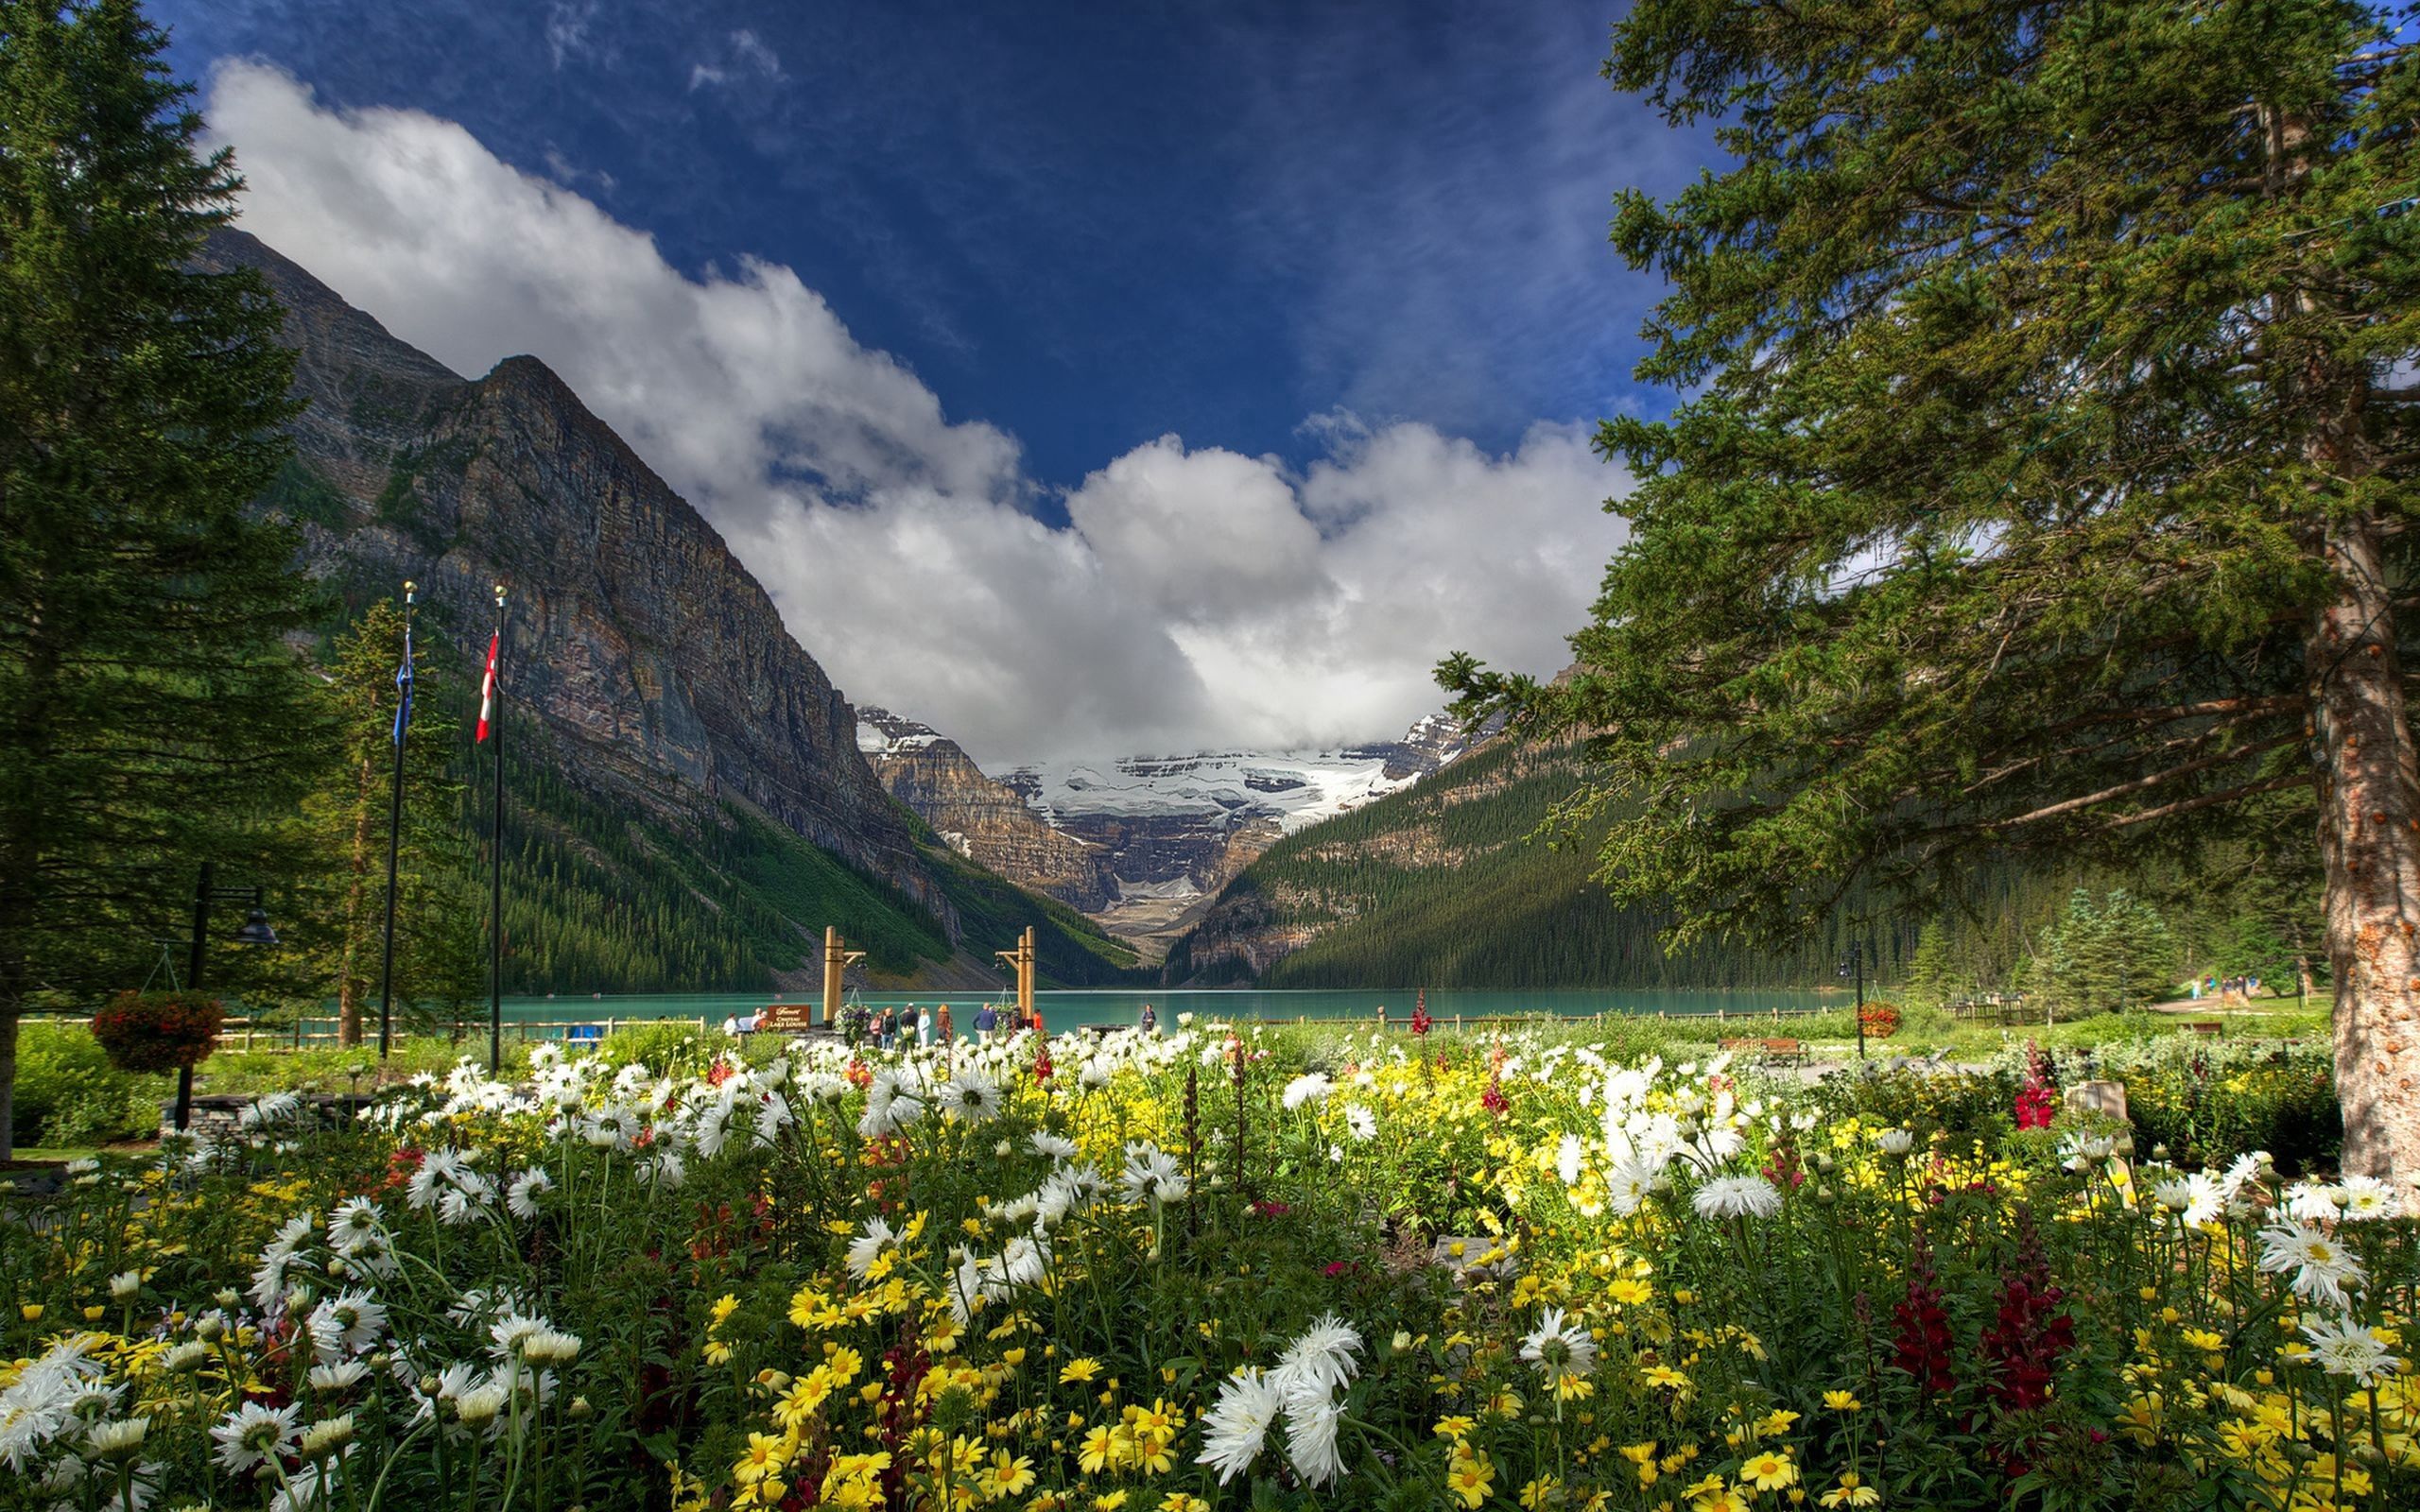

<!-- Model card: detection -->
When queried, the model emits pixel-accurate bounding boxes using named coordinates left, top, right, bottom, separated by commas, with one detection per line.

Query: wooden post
left=994, top=926, right=1036, bottom=1022
left=822, top=927, right=866, bottom=1029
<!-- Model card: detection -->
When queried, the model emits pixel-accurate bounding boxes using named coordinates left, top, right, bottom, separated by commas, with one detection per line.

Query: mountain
left=857, top=709, right=1118, bottom=912
left=1162, top=732, right=1860, bottom=988
left=206, top=228, right=1142, bottom=992
left=1004, top=721, right=1478, bottom=892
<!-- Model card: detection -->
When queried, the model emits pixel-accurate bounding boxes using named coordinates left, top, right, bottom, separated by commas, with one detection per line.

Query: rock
left=858, top=708, right=1118, bottom=910
left=2064, top=1080, right=2129, bottom=1123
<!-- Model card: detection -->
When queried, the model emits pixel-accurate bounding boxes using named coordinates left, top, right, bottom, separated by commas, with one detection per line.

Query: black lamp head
left=233, top=907, right=280, bottom=948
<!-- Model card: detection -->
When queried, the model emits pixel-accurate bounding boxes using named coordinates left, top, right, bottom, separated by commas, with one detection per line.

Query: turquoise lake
left=292, top=987, right=1845, bottom=1041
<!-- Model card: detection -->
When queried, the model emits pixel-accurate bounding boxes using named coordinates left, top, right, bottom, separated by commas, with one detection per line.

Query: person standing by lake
left=1139, top=1002, right=1157, bottom=1035
left=938, top=1004, right=955, bottom=1044
left=916, top=1005, right=932, bottom=1047
left=975, top=1002, right=997, bottom=1039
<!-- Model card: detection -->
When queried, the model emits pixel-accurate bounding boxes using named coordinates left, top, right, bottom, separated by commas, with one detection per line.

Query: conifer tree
left=0, top=0, right=320, bottom=1156
left=285, top=602, right=479, bottom=1045
left=1444, top=1, right=2420, bottom=1182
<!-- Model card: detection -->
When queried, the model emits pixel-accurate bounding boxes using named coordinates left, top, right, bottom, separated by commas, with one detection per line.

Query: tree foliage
left=278, top=601, right=482, bottom=1042
left=0, top=0, right=324, bottom=1155
left=1441, top=0, right=2420, bottom=1178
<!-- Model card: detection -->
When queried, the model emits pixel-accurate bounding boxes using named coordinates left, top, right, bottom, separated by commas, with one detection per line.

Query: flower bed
left=1, top=1027, right=2411, bottom=1512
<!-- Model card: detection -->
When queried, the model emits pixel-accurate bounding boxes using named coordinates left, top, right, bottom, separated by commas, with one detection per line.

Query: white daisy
left=2256, top=1223, right=2367, bottom=1308
left=845, top=1216, right=898, bottom=1279
left=506, top=1167, right=553, bottom=1220
left=1691, top=1174, right=1782, bottom=1220
left=1281, top=1074, right=1334, bottom=1110
left=1519, top=1305, right=1597, bottom=1386
left=1196, top=1367, right=1284, bottom=1484
left=2299, top=1314, right=2399, bottom=1385
left=211, top=1400, right=300, bottom=1474
left=1282, top=1393, right=1345, bottom=1486
left=2338, top=1175, right=2404, bottom=1222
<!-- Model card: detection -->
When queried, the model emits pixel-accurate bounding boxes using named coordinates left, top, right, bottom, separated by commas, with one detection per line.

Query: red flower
left=2014, top=1078, right=2057, bottom=1130
left=1891, top=1237, right=1958, bottom=1397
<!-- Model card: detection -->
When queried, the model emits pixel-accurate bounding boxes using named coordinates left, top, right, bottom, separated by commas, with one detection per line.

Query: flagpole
left=489, top=582, right=507, bottom=1075
left=375, top=581, right=416, bottom=1059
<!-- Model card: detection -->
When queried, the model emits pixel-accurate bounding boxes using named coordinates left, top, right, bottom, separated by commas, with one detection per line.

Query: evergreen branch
left=1990, top=732, right=2302, bottom=831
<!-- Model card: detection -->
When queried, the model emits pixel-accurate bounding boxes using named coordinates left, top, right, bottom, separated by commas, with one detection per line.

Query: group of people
left=842, top=1001, right=1045, bottom=1049
left=2189, top=973, right=2266, bottom=1002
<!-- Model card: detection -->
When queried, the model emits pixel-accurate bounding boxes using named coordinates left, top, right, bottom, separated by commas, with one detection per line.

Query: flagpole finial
left=403, top=578, right=417, bottom=603
left=493, top=582, right=508, bottom=609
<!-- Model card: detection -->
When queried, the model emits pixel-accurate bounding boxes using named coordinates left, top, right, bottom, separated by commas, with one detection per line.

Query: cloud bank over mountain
left=205, top=61, right=1629, bottom=765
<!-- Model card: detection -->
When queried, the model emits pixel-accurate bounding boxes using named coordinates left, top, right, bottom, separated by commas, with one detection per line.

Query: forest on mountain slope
left=1166, top=738, right=2320, bottom=999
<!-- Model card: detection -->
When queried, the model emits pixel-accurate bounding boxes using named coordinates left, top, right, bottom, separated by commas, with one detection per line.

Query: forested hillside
left=1163, top=740, right=1872, bottom=987
left=482, top=724, right=1144, bottom=995
left=1166, top=737, right=2322, bottom=994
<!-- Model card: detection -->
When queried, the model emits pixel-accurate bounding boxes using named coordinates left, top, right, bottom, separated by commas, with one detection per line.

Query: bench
left=563, top=1023, right=605, bottom=1046
left=1719, top=1037, right=1806, bottom=1064
left=2188, top=1021, right=2224, bottom=1039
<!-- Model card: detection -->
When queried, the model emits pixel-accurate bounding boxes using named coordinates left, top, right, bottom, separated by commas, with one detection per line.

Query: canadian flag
left=476, top=631, right=499, bottom=743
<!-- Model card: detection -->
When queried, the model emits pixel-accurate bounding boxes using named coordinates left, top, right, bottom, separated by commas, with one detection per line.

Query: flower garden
left=2, top=1022, right=2413, bottom=1512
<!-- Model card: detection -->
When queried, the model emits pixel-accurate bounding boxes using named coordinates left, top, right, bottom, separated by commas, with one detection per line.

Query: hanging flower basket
left=90, top=991, right=224, bottom=1073
left=1859, top=1002, right=1903, bottom=1040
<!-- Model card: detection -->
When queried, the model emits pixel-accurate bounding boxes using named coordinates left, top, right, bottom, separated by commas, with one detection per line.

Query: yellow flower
left=1821, top=1391, right=1861, bottom=1411
left=1157, top=1495, right=1209, bottom=1512
left=1641, top=1365, right=1688, bottom=1390
left=1447, top=1446, right=1496, bottom=1509
left=1740, top=1451, right=1796, bottom=1491
left=710, top=1294, right=740, bottom=1328
left=1818, top=1471, right=1880, bottom=1508
left=1520, top=1473, right=1564, bottom=1508
left=1079, top=1425, right=1117, bottom=1474
left=1094, top=1494, right=1129, bottom=1512
left=1607, top=1279, right=1652, bottom=1306
left=1434, top=1415, right=1477, bottom=1442
left=980, top=1450, right=1037, bottom=1501
left=733, top=1432, right=791, bottom=1486
left=1061, top=1357, right=1103, bottom=1384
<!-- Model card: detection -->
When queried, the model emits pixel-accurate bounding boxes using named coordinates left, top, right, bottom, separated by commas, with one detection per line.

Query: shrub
left=10, top=1021, right=161, bottom=1148
left=90, top=990, right=223, bottom=1073
left=595, top=1018, right=720, bottom=1075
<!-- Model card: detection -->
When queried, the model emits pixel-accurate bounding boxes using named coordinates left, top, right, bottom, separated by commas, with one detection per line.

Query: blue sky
left=160, top=1, right=1701, bottom=761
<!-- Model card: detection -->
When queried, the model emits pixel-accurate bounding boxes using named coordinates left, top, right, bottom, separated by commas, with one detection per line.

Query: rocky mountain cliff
left=1002, top=719, right=1480, bottom=899
left=206, top=228, right=1141, bottom=990
left=857, top=709, right=1118, bottom=912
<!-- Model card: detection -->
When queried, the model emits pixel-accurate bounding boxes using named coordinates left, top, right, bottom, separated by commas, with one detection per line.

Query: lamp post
left=1838, top=938, right=1867, bottom=1059
left=179, top=861, right=280, bottom=1129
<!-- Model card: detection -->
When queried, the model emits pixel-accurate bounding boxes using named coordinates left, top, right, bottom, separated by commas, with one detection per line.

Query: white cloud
left=690, top=28, right=784, bottom=92
left=203, top=61, right=1629, bottom=765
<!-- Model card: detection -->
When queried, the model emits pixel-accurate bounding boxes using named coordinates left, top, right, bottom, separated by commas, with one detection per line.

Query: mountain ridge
left=208, top=226, right=1141, bottom=990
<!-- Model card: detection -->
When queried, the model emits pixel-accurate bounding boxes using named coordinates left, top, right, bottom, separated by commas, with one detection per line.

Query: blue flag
left=392, top=625, right=415, bottom=747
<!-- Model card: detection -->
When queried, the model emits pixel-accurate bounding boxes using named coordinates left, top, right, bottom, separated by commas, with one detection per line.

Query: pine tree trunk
left=2310, top=507, right=2420, bottom=1192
